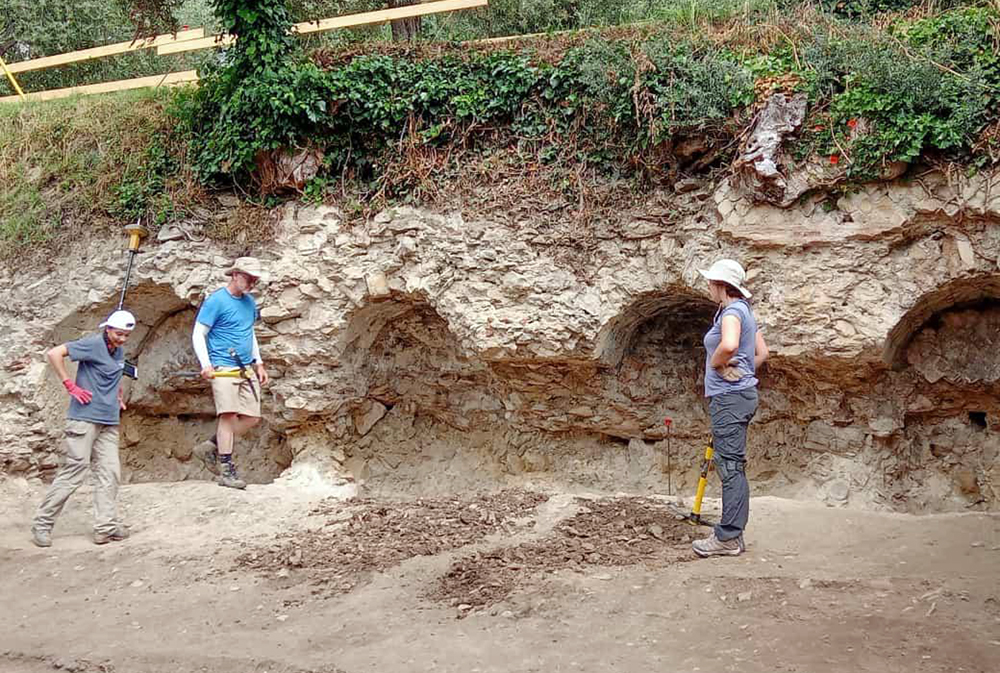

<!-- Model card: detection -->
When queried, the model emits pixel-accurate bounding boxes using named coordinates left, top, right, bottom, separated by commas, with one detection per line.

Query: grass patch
left=0, top=88, right=204, bottom=263
left=0, top=179, right=53, bottom=251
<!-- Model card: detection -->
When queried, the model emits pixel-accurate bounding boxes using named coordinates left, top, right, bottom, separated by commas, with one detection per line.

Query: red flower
left=830, top=155, right=840, bottom=165
left=813, top=125, right=824, bottom=132
left=847, top=118, right=858, bottom=129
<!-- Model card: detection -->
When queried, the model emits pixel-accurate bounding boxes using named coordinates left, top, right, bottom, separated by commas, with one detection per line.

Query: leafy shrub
left=642, top=38, right=755, bottom=137
left=898, top=6, right=1000, bottom=104
left=171, top=0, right=333, bottom=181
left=817, top=0, right=964, bottom=20
left=798, top=10, right=996, bottom=177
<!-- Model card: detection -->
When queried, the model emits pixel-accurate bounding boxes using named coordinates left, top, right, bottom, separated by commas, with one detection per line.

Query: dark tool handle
left=117, top=250, right=137, bottom=311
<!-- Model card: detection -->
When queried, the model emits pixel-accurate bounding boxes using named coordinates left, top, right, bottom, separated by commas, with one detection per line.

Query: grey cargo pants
left=33, top=419, right=121, bottom=536
left=708, top=387, right=758, bottom=542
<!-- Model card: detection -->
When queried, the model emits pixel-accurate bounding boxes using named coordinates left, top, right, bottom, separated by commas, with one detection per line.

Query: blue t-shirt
left=66, top=333, right=124, bottom=425
left=703, top=299, right=759, bottom=398
left=196, top=288, right=258, bottom=368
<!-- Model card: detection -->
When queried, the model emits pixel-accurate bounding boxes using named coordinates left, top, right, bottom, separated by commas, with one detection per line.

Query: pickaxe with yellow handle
left=175, top=370, right=254, bottom=379
left=685, top=440, right=716, bottom=527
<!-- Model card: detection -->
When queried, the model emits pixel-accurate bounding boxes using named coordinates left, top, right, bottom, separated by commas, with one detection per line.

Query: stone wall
left=2, top=168, right=999, bottom=511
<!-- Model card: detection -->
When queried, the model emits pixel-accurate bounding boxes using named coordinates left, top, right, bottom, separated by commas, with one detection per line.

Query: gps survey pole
left=116, top=220, right=147, bottom=381
left=117, top=220, right=148, bottom=310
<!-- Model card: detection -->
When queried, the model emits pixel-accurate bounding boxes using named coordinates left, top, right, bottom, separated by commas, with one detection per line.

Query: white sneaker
left=692, top=533, right=742, bottom=557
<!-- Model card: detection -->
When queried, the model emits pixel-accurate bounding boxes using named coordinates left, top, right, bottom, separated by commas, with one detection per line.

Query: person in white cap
left=190, top=257, right=269, bottom=490
left=31, top=309, right=136, bottom=547
left=692, top=259, right=769, bottom=558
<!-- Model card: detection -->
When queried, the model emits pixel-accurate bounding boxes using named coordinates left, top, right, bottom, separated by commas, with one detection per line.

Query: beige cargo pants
left=33, top=419, right=121, bottom=536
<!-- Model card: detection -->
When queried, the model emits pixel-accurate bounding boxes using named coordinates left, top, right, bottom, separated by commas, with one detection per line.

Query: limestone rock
left=260, top=305, right=298, bottom=324
left=366, top=272, right=391, bottom=299
left=1, top=167, right=999, bottom=515
left=824, top=479, right=850, bottom=505
left=254, top=147, right=324, bottom=195
left=353, top=400, right=387, bottom=437
left=734, top=93, right=808, bottom=206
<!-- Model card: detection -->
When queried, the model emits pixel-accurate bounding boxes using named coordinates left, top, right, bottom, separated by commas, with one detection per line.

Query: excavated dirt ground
left=430, top=497, right=695, bottom=612
left=237, top=490, right=550, bottom=595
left=0, top=476, right=998, bottom=673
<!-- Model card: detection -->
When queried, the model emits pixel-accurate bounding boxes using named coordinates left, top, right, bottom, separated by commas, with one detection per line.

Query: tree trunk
left=388, top=0, right=421, bottom=42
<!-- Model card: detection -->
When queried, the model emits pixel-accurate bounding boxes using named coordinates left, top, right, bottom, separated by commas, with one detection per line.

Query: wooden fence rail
left=0, top=71, right=199, bottom=103
left=0, top=0, right=489, bottom=104
left=5, top=29, right=205, bottom=75
left=156, top=0, right=488, bottom=56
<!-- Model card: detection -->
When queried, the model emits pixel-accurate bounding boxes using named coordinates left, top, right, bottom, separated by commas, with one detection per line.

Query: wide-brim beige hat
left=698, top=259, right=752, bottom=298
left=225, top=256, right=268, bottom=283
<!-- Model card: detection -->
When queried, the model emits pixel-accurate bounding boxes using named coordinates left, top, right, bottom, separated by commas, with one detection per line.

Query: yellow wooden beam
left=6, top=28, right=205, bottom=74
left=294, top=0, right=488, bottom=35
left=157, top=0, right=488, bottom=56
left=0, top=70, right=199, bottom=104
left=155, top=33, right=236, bottom=56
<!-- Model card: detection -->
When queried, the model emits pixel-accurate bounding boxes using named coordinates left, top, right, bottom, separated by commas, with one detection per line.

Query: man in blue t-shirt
left=31, top=310, right=136, bottom=548
left=191, top=257, right=269, bottom=490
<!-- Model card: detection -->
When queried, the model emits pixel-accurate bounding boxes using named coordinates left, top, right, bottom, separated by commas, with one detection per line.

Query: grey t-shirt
left=66, top=333, right=124, bottom=425
left=703, top=299, right=759, bottom=398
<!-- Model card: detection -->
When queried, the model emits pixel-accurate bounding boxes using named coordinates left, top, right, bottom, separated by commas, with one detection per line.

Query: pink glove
left=63, top=379, right=93, bottom=405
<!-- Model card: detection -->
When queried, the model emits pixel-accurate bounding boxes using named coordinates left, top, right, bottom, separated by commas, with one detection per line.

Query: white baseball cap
left=698, top=259, right=752, bottom=298
left=99, top=309, right=137, bottom=331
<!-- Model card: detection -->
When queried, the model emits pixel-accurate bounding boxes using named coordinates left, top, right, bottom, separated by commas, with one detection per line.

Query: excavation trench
left=24, top=280, right=1000, bottom=513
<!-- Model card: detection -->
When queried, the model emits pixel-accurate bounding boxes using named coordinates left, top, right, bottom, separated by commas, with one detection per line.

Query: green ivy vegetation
left=170, top=0, right=332, bottom=181
left=166, top=2, right=999, bottom=189
left=2, top=2, right=1000, bottom=263
left=172, top=29, right=760, bottom=187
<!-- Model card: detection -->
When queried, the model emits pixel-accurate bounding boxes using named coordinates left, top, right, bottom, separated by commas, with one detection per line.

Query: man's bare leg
left=216, top=413, right=259, bottom=453
left=215, top=412, right=238, bottom=457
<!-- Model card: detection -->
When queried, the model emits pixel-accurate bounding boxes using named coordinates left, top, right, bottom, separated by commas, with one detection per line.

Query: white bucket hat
left=225, top=256, right=268, bottom=283
left=99, top=309, right=137, bottom=331
left=698, top=259, right=752, bottom=299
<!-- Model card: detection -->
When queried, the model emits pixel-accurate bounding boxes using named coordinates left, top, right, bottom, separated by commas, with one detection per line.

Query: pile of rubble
left=236, top=489, right=548, bottom=593
left=429, top=497, right=694, bottom=613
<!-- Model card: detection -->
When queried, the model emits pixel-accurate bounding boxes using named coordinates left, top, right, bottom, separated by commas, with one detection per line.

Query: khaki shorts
left=211, top=369, right=261, bottom=417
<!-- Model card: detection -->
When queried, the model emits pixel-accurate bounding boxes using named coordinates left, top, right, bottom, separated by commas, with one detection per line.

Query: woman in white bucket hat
left=692, top=259, right=769, bottom=558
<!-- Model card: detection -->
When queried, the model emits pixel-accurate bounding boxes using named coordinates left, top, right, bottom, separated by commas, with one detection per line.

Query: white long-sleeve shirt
left=191, top=322, right=261, bottom=369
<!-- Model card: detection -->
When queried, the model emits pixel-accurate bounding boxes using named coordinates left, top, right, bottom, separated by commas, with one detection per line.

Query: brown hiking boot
left=193, top=436, right=220, bottom=475
left=217, top=462, right=246, bottom=490
left=94, top=525, right=130, bottom=545
left=31, top=526, right=52, bottom=548
left=692, top=533, right=742, bottom=558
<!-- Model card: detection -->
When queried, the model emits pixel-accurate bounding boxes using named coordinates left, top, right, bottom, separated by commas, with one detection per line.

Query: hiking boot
left=692, top=532, right=743, bottom=558
left=217, top=462, right=246, bottom=490
left=193, top=436, right=219, bottom=475
left=31, top=526, right=52, bottom=548
left=93, top=525, right=130, bottom=545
